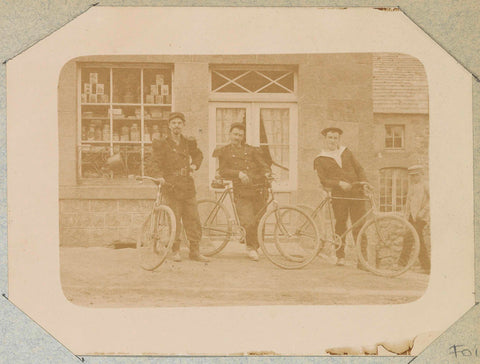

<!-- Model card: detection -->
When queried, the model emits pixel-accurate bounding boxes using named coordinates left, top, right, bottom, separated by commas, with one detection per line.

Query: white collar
left=316, top=146, right=346, bottom=168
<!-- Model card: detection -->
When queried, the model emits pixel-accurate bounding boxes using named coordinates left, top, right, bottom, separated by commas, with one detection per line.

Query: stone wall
left=60, top=199, right=152, bottom=247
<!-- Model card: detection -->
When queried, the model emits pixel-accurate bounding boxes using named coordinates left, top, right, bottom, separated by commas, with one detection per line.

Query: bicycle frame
left=206, top=182, right=278, bottom=229
left=308, top=191, right=376, bottom=244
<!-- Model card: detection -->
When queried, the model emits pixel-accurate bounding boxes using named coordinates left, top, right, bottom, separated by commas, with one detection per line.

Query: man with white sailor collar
left=313, top=126, right=368, bottom=267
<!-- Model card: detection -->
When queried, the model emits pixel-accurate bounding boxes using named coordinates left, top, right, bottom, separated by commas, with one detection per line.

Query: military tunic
left=151, top=135, right=203, bottom=199
left=151, top=135, right=203, bottom=251
left=213, top=143, right=271, bottom=250
left=213, top=144, right=271, bottom=198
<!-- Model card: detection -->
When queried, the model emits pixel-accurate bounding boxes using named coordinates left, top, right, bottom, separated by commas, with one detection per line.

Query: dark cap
left=321, top=127, right=343, bottom=136
left=229, top=122, right=246, bottom=132
left=168, top=112, right=186, bottom=122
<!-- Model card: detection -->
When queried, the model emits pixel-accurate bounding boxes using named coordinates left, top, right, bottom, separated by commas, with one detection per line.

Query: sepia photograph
left=6, top=6, right=474, bottom=356
left=58, top=52, right=431, bottom=307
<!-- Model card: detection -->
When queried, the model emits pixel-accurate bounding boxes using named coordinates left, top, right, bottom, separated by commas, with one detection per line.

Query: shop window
left=385, top=125, right=405, bottom=149
left=379, top=168, right=408, bottom=212
left=78, top=64, right=173, bottom=181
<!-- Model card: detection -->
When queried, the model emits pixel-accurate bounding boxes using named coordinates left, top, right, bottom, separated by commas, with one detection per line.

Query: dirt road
left=60, top=244, right=429, bottom=307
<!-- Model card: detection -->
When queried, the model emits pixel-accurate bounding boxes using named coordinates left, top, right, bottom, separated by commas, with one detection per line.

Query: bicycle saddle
left=211, top=180, right=227, bottom=189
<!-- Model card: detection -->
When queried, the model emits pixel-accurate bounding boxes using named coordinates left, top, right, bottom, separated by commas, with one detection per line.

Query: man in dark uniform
left=150, top=112, right=209, bottom=262
left=213, top=122, right=272, bottom=261
left=313, top=127, right=367, bottom=267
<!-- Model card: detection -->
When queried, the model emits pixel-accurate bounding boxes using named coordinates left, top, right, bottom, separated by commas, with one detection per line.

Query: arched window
left=379, top=168, right=408, bottom=212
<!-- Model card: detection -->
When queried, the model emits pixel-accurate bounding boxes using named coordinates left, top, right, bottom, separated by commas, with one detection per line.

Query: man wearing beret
left=150, top=112, right=209, bottom=262
left=213, top=122, right=272, bottom=261
left=313, top=127, right=368, bottom=267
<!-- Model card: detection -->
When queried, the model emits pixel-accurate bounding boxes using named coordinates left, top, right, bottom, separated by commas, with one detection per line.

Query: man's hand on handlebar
left=339, top=181, right=352, bottom=191
left=238, top=171, right=250, bottom=184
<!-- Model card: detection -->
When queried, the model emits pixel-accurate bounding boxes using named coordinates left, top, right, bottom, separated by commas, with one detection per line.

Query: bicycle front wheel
left=197, top=199, right=232, bottom=256
left=258, top=206, right=321, bottom=269
left=137, top=206, right=176, bottom=271
left=356, top=214, right=420, bottom=277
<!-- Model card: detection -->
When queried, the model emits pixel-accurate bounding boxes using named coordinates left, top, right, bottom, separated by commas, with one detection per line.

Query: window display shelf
left=111, top=103, right=142, bottom=106
left=79, top=64, right=173, bottom=180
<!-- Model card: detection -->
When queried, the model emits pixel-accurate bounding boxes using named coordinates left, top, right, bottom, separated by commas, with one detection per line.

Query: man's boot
left=188, top=241, right=209, bottom=262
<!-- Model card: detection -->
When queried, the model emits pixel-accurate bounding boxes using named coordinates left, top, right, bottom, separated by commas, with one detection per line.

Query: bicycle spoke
left=356, top=215, right=420, bottom=277
left=259, top=206, right=321, bottom=269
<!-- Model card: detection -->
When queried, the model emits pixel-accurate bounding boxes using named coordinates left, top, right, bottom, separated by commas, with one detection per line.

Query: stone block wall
left=60, top=199, right=152, bottom=247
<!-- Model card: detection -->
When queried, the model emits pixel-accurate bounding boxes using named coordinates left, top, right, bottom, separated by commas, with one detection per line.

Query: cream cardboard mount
left=6, top=7, right=474, bottom=357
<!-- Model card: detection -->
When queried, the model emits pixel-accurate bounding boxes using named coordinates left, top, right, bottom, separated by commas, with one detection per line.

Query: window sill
left=60, top=184, right=157, bottom=200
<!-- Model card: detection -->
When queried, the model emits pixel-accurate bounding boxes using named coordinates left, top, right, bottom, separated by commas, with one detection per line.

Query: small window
left=385, top=125, right=405, bottom=149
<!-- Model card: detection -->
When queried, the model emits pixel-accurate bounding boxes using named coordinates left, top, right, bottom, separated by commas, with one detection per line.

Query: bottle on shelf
left=144, top=126, right=151, bottom=142
left=94, top=126, right=102, bottom=141
left=152, top=125, right=161, bottom=140
left=82, top=126, right=87, bottom=140
left=103, top=124, right=110, bottom=141
left=113, top=130, right=120, bottom=141
left=130, top=123, right=140, bottom=141
left=87, top=124, right=95, bottom=141
left=121, top=125, right=130, bottom=141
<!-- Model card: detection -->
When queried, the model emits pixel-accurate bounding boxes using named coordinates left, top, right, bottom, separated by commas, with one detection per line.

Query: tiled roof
left=373, top=53, right=429, bottom=114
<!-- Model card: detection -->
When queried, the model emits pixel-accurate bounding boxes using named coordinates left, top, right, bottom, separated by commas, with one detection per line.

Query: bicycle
left=197, top=178, right=321, bottom=269
left=135, top=176, right=176, bottom=271
left=299, top=182, right=420, bottom=277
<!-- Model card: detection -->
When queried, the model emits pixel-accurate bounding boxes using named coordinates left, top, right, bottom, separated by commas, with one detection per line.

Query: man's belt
left=167, top=167, right=191, bottom=177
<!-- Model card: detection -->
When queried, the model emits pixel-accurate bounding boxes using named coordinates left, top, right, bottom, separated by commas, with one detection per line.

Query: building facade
left=58, top=53, right=429, bottom=247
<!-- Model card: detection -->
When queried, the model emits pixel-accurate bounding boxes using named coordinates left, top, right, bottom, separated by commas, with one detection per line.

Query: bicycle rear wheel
left=356, top=214, right=420, bottom=277
left=197, top=199, right=232, bottom=256
left=258, top=206, right=321, bottom=269
left=137, top=206, right=176, bottom=271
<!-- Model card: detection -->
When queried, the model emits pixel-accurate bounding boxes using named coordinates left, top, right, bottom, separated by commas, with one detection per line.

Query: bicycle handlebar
left=135, top=176, right=173, bottom=188
left=212, top=175, right=276, bottom=190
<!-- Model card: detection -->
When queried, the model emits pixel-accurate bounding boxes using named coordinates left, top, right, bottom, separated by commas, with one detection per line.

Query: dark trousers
left=332, top=195, right=366, bottom=259
left=399, top=217, right=430, bottom=272
left=234, top=193, right=266, bottom=250
left=165, top=195, right=202, bottom=252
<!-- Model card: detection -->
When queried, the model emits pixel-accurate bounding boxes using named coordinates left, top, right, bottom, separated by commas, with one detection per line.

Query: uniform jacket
left=151, top=135, right=203, bottom=199
left=313, top=147, right=366, bottom=196
left=213, top=143, right=271, bottom=198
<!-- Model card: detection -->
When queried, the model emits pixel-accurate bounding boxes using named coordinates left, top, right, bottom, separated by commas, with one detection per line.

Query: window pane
left=277, top=72, right=295, bottom=92
left=216, top=108, right=246, bottom=144
left=237, top=71, right=269, bottom=92
left=259, top=83, right=290, bottom=93
left=143, top=69, right=172, bottom=104
left=81, top=68, right=110, bottom=103
left=216, top=83, right=247, bottom=93
left=260, top=108, right=290, bottom=183
left=112, top=68, right=141, bottom=103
